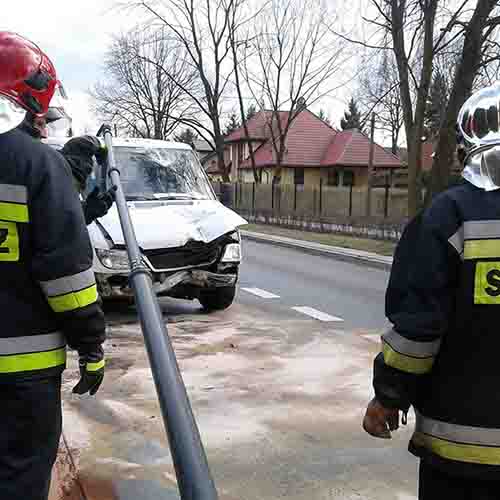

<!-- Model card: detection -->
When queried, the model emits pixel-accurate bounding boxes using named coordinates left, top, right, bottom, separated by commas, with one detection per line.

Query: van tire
left=199, top=286, right=236, bottom=311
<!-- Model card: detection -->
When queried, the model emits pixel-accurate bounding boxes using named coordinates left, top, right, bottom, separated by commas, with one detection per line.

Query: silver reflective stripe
left=0, top=332, right=65, bottom=356
left=382, top=329, right=441, bottom=358
left=448, top=226, right=464, bottom=257
left=464, top=220, right=500, bottom=240
left=416, top=411, right=500, bottom=447
left=40, top=268, right=96, bottom=297
left=0, top=184, right=27, bottom=204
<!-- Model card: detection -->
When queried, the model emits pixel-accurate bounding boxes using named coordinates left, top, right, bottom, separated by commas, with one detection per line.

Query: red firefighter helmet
left=0, top=32, right=59, bottom=117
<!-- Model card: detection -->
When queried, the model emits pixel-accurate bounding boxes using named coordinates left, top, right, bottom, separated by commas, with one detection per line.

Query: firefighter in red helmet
left=0, top=32, right=106, bottom=500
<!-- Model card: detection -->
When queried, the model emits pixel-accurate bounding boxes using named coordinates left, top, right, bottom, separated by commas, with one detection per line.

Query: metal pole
left=98, top=125, right=218, bottom=500
left=366, top=113, right=376, bottom=217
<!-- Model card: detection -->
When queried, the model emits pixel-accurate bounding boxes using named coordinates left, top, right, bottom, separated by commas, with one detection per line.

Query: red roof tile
left=321, top=130, right=402, bottom=168
left=228, top=110, right=402, bottom=170
left=224, top=111, right=285, bottom=142
left=239, top=110, right=337, bottom=168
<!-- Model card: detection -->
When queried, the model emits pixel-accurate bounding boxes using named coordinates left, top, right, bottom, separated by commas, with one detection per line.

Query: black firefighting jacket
left=0, top=128, right=105, bottom=379
left=374, top=180, right=500, bottom=478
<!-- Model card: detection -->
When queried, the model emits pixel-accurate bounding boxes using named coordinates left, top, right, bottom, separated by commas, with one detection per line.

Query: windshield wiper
left=153, top=193, right=203, bottom=200
left=126, top=195, right=157, bottom=201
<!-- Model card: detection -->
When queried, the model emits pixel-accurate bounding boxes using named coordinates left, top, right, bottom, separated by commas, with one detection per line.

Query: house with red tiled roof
left=204, top=109, right=403, bottom=185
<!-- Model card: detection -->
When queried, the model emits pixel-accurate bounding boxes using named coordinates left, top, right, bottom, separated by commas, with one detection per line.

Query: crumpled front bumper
left=96, top=269, right=237, bottom=299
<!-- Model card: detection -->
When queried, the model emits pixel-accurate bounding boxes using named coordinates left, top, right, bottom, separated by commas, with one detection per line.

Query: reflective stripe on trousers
left=0, top=332, right=66, bottom=374
left=413, top=411, right=500, bottom=466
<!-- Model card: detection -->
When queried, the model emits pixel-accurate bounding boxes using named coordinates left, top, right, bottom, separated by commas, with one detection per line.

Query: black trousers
left=0, top=376, right=62, bottom=500
left=419, top=461, right=500, bottom=500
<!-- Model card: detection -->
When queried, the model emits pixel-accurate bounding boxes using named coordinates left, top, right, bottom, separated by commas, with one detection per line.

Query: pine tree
left=318, top=109, right=331, bottom=125
left=174, top=128, right=198, bottom=148
left=246, top=104, right=257, bottom=122
left=340, top=98, right=362, bottom=130
left=224, top=112, right=241, bottom=135
left=425, top=70, right=449, bottom=138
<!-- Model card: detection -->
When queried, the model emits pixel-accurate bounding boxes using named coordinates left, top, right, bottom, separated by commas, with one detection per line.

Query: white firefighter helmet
left=459, top=82, right=500, bottom=191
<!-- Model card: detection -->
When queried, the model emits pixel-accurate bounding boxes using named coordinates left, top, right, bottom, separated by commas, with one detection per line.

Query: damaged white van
left=45, top=137, right=246, bottom=311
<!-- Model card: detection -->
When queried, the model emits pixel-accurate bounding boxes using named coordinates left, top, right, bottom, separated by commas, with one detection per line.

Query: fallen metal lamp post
left=97, top=124, right=218, bottom=500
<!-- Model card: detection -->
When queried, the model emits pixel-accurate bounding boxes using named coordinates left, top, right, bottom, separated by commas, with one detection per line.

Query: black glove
left=95, top=146, right=108, bottom=166
left=83, top=186, right=116, bottom=225
left=72, top=349, right=105, bottom=396
left=61, top=136, right=107, bottom=188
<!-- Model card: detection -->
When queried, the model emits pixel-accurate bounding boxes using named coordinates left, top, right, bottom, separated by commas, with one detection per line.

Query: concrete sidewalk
left=241, top=230, right=393, bottom=270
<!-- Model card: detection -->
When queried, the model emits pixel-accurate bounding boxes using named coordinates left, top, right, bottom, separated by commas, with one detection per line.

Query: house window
left=343, top=170, right=355, bottom=186
left=327, top=169, right=354, bottom=186
left=327, top=169, right=340, bottom=186
left=294, top=168, right=305, bottom=185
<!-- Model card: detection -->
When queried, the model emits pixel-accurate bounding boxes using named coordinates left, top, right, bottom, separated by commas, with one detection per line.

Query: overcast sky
left=1, top=1, right=133, bottom=133
left=2, top=1, right=365, bottom=139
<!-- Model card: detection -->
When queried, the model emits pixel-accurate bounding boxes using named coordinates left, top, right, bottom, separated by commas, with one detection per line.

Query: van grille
left=142, top=239, right=221, bottom=271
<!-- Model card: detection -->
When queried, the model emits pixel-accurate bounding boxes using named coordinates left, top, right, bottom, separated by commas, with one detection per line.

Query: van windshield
left=112, top=146, right=214, bottom=201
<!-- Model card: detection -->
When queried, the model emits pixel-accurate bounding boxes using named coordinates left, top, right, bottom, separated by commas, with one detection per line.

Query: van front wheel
left=199, top=286, right=236, bottom=311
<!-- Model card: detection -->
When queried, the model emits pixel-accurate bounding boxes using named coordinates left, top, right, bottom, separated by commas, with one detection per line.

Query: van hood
left=91, top=200, right=247, bottom=250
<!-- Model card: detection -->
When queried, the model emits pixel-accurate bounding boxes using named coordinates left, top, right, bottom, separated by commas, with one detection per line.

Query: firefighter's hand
left=73, top=352, right=105, bottom=396
left=95, top=146, right=108, bottom=166
left=362, top=398, right=400, bottom=439
left=83, top=186, right=116, bottom=225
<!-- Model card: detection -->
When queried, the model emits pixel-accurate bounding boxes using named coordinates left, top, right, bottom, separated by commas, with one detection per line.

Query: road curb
left=240, top=230, right=393, bottom=271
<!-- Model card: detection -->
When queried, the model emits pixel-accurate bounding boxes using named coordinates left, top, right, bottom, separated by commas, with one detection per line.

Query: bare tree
left=128, top=0, right=247, bottom=182
left=356, top=0, right=500, bottom=215
left=358, top=52, right=403, bottom=155
left=228, top=1, right=262, bottom=183
left=243, top=0, right=350, bottom=184
left=91, top=27, right=197, bottom=140
left=430, top=1, right=500, bottom=198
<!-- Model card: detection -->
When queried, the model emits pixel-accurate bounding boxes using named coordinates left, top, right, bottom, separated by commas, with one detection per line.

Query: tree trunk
left=215, top=135, right=229, bottom=182
left=429, top=0, right=499, bottom=199
left=406, top=130, right=419, bottom=218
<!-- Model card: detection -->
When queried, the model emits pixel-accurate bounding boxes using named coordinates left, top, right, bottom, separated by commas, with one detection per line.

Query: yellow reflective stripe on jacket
left=0, top=332, right=65, bottom=355
left=47, top=284, right=98, bottom=313
left=412, top=432, right=500, bottom=466
left=464, top=240, right=500, bottom=260
left=382, top=342, right=435, bottom=374
left=412, top=412, right=500, bottom=465
left=0, top=201, right=28, bottom=223
left=0, top=348, right=66, bottom=374
left=381, top=329, right=439, bottom=375
left=40, top=269, right=95, bottom=297
left=87, top=359, right=105, bottom=371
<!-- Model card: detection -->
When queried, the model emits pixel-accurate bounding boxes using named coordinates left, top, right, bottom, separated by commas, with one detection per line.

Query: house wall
left=237, top=166, right=391, bottom=187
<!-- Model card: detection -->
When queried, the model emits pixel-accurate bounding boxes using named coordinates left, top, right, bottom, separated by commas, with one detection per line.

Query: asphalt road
left=56, top=239, right=419, bottom=500
left=239, top=239, right=390, bottom=331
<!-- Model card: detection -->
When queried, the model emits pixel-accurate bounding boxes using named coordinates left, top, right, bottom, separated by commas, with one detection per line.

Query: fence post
left=271, top=182, right=274, bottom=212
left=294, top=182, right=297, bottom=212
left=252, top=182, right=256, bottom=212
left=384, top=175, right=390, bottom=218
left=319, top=179, right=323, bottom=216
left=349, top=184, right=353, bottom=216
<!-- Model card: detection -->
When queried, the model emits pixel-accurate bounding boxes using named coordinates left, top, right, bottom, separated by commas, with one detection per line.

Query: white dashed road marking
left=292, top=306, right=344, bottom=322
left=242, top=287, right=281, bottom=299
